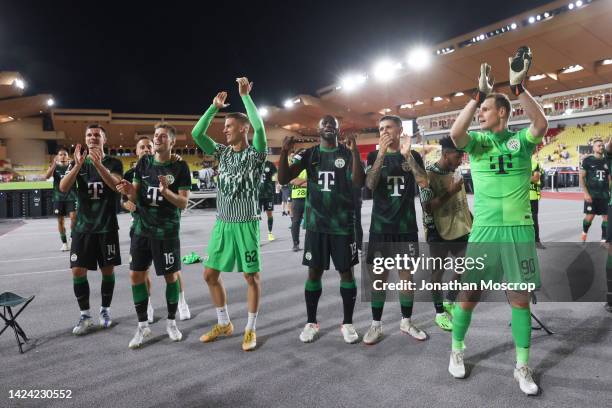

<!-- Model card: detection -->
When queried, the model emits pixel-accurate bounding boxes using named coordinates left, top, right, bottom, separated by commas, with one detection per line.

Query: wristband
left=510, top=83, right=525, bottom=96
left=473, top=90, right=487, bottom=107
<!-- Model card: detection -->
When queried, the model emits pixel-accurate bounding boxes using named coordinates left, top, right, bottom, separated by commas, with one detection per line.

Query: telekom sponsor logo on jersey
left=88, top=182, right=104, bottom=199
left=318, top=171, right=335, bottom=191
left=387, top=176, right=405, bottom=197
left=146, top=187, right=164, bottom=206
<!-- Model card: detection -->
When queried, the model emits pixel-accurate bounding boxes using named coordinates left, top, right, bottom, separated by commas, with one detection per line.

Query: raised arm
left=89, top=148, right=122, bottom=192
left=400, top=135, right=428, bottom=188
left=59, top=145, right=85, bottom=193
left=519, top=91, right=548, bottom=138
left=278, top=136, right=304, bottom=185
left=451, top=63, right=493, bottom=149
left=192, top=92, right=228, bottom=155
left=44, top=158, right=57, bottom=180
left=345, top=134, right=364, bottom=188
left=366, top=135, right=391, bottom=191
left=509, top=53, right=548, bottom=138
left=237, top=77, right=267, bottom=153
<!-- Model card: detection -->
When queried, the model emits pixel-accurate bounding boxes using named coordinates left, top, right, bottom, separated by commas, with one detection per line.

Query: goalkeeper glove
left=473, top=63, right=494, bottom=106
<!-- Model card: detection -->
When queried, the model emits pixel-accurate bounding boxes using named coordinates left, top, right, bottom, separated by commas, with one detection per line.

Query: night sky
left=1, top=0, right=552, bottom=114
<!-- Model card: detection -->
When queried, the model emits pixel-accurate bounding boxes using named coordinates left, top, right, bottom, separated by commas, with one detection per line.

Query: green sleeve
left=242, top=95, right=267, bottom=153
left=523, top=127, right=543, bottom=146
left=192, top=104, right=219, bottom=155
left=464, top=131, right=482, bottom=154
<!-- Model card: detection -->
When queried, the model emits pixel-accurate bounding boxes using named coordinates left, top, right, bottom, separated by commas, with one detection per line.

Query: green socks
left=511, top=306, right=531, bottom=366
left=583, top=219, right=592, bottom=233
left=60, top=232, right=67, bottom=244
left=451, top=304, right=473, bottom=351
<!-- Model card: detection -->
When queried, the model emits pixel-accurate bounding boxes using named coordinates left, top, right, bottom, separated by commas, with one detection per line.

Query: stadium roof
left=5, top=0, right=612, bottom=145
left=0, top=71, right=54, bottom=124
left=264, top=0, right=612, bottom=135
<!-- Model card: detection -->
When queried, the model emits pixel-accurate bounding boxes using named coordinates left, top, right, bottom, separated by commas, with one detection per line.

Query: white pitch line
left=0, top=247, right=294, bottom=277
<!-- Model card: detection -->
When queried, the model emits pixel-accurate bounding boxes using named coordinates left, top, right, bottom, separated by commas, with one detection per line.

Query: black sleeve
left=411, top=150, right=425, bottom=169
left=110, top=157, right=123, bottom=177
left=134, top=157, right=144, bottom=182
left=177, top=162, right=192, bottom=189
left=270, top=162, right=278, bottom=177
left=366, top=151, right=377, bottom=168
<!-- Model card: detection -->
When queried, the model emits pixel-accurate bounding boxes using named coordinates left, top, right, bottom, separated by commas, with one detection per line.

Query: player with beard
left=60, top=124, right=123, bottom=335
left=580, top=139, right=610, bottom=242
left=278, top=115, right=365, bottom=344
left=45, top=146, right=77, bottom=251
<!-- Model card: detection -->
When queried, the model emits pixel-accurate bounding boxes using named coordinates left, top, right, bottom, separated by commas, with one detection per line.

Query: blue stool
left=0, top=292, right=35, bottom=353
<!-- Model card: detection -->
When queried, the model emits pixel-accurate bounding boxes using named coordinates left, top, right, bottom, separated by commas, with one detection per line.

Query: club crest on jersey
left=334, top=158, right=346, bottom=169
left=305, top=252, right=312, bottom=260
left=165, top=174, right=175, bottom=185
left=265, top=167, right=270, bottom=173
left=506, top=137, right=520, bottom=152
left=70, top=253, right=77, bottom=262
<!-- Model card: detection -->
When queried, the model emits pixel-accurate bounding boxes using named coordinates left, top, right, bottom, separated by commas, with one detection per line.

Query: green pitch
left=0, top=181, right=53, bottom=191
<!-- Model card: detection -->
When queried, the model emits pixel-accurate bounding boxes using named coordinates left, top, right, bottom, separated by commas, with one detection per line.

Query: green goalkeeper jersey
left=464, top=127, right=541, bottom=227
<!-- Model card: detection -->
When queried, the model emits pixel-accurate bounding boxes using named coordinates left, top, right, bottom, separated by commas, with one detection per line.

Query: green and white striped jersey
left=214, top=143, right=267, bottom=222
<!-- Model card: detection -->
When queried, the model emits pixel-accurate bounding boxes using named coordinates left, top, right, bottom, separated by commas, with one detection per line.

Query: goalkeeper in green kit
left=447, top=47, right=548, bottom=395
left=191, top=77, right=267, bottom=352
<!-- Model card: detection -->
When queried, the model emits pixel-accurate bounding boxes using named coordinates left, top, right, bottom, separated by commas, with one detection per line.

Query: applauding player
left=363, top=116, right=429, bottom=344
left=118, top=123, right=191, bottom=349
left=59, top=125, right=123, bottom=335
left=192, top=77, right=267, bottom=352
left=45, top=146, right=77, bottom=251
left=278, top=116, right=365, bottom=344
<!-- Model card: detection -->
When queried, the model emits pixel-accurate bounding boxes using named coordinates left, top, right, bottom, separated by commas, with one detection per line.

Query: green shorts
left=462, top=225, right=540, bottom=288
left=205, top=220, right=260, bottom=273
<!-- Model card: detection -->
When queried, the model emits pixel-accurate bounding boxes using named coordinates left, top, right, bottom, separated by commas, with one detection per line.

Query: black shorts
left=365, top=232, right=419, bottom=265
left=53, top=201, right=75, bottom=217
left=584, top=198, right=608, bottom=215
left=130, top=234, right=181, bottom=275
left=70, top=231, right=121, bottom=271
left=302, top=230, right=358, bottom=271
left=259, top=198, right=274, bottom=212
left=426, top=227, right=469, bottom=257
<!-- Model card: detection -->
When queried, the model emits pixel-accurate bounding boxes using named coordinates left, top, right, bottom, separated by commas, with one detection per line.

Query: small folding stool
left=0, top=292, right=35, bottom=353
